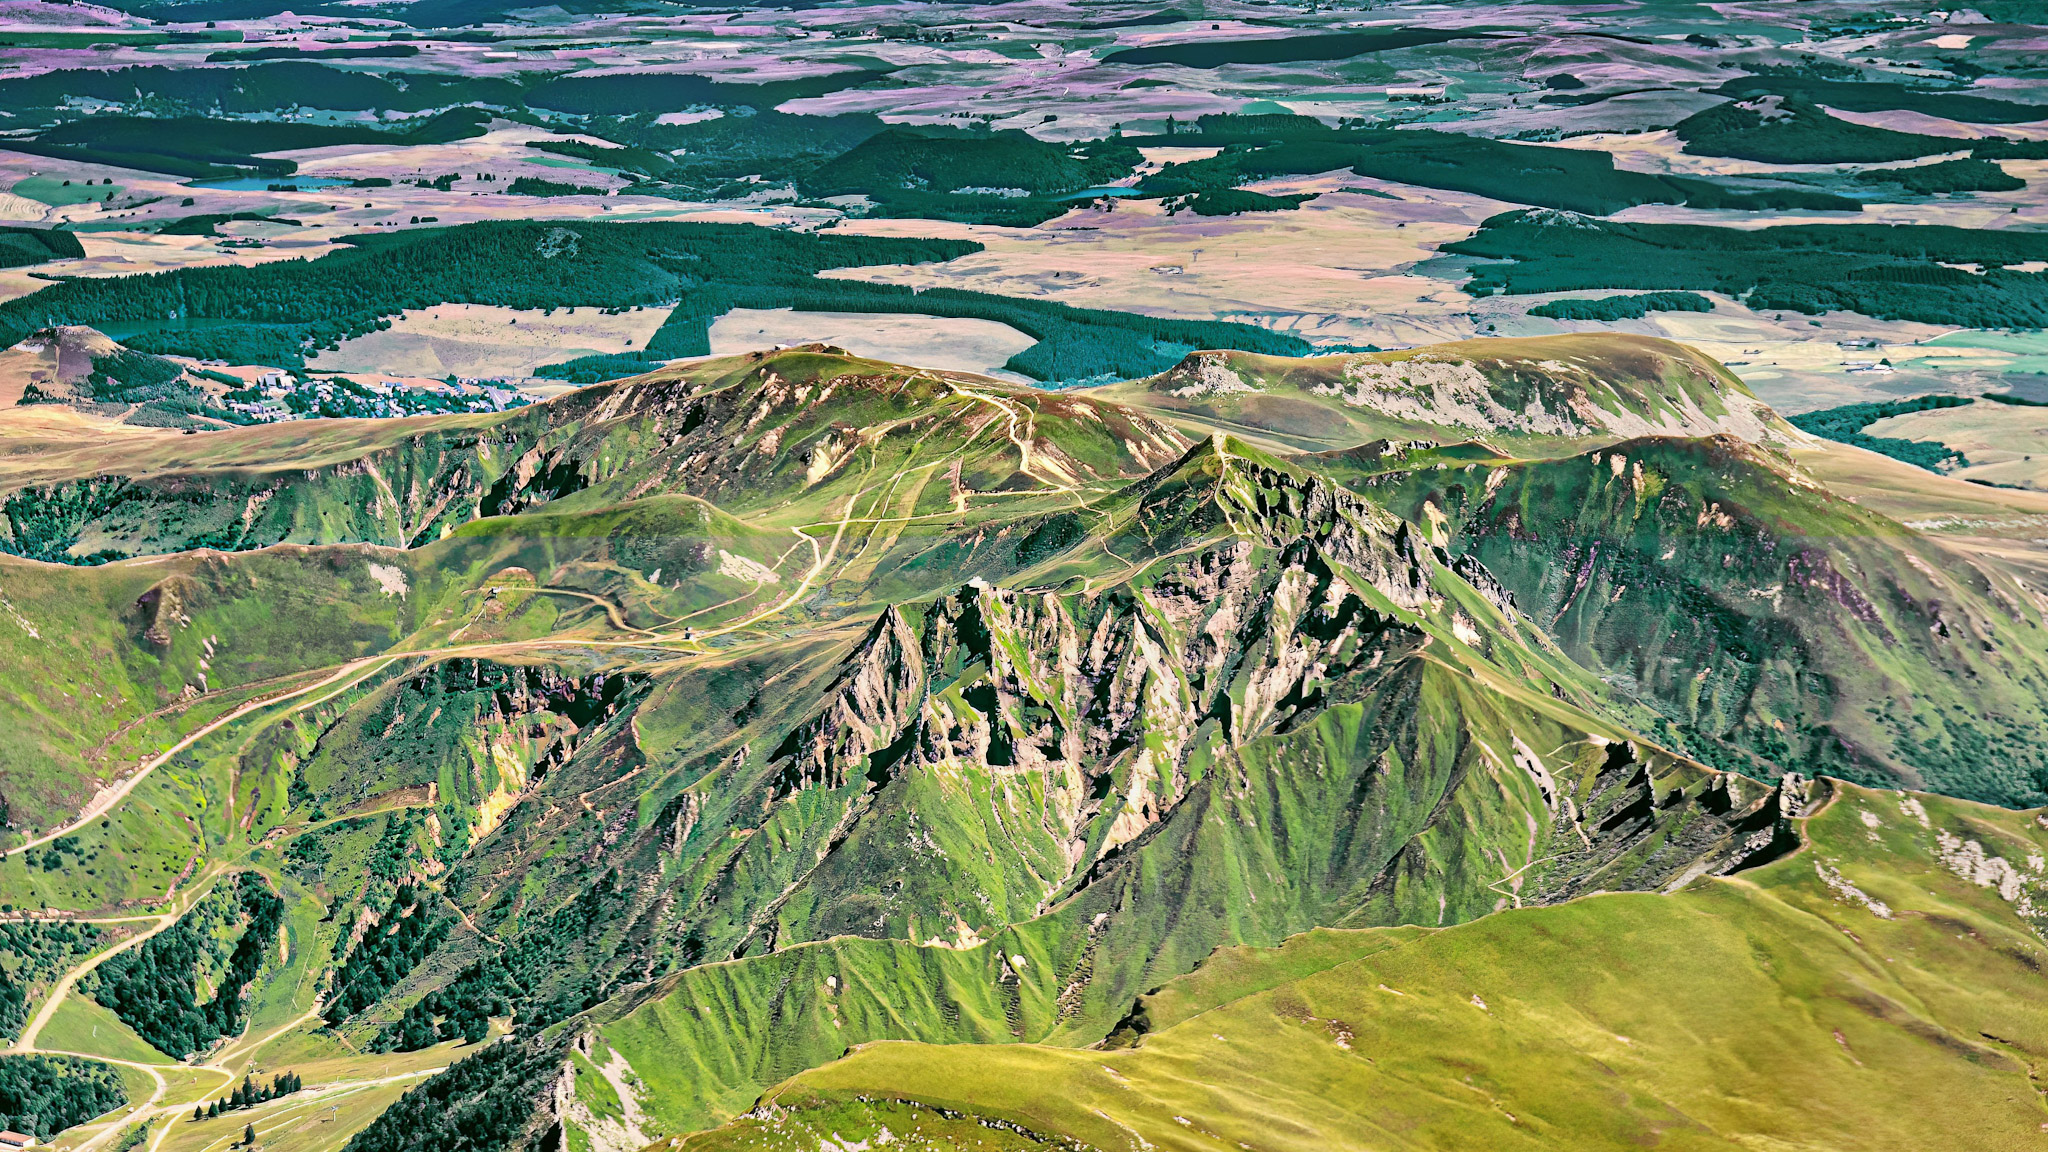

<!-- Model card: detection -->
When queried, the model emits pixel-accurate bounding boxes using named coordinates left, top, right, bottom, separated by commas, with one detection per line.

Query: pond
left=1053, top=186, right=1145, bottom=201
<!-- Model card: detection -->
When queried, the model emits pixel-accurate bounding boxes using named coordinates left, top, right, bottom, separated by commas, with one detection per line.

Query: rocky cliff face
left=521, top=438, right=1830, bottom=1022
left=309, top=434, right=1843, bottom=1152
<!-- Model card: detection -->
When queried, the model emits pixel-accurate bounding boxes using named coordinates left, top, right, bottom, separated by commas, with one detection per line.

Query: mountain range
left=4, top=333, right=2048, bottom=1152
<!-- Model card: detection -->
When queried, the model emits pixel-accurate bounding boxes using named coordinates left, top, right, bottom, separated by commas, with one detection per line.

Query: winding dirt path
left=10, top=661, right=403, bottom=860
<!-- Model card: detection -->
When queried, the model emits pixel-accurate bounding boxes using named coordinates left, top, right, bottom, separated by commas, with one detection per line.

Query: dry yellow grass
left=706, top=308, right=1035, bottom=380
left=1864, top=399, right=2048, bottom=491
left=309, top=302, right=672, bottom=380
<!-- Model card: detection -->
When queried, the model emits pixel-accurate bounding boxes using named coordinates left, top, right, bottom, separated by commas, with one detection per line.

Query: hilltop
left=1088, top=334, right=1800, bottom=455
left=0, top=344, right=1186, bottom=566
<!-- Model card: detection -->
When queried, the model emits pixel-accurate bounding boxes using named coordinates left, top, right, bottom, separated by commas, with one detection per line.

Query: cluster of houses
left=220, top=370, right=525, bottom=422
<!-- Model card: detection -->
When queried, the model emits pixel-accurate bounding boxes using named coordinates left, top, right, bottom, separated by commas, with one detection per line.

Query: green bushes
left=0, top=227, right=82, bottom=269
left=1528, top=292, right=1715, bottom=320
left=590, top=110, right=885, bottom=194
left=158, top=213, right=289, bottom=237
left=1708, top=75, right=2047, bottom=125
left=844, top=189, right=1082, bottom=227
left=0, top=481, right=139, bottom=563
left=0, top=63, right=887, bottom=126
left=196, top=1073, right=301, bottom=1120
left=533, top=353, right=666, bottom=384
left=1674, top=96, right=1967, bottom=164
left=22, top=109, right=490, bottom=179
left=796, top=127, right=1141, bottom=225
left=505, top=177, right=605, bottom=197
left=521, top=69, right=892, bottom=116
left=323, top=886, right=450, bottom=1026
left=368, top=868, right=643, bottom=1052
left=1970, top=138, right=2048, bottom=161
left=1448, top=211, right=2048, bottom=328
left=1787, top=395, right=1973, bottom=471
left=523, top=139, right=672, bottom=177
left=803, top=127, right=1136, bottom=198
left=209, top=43, right=417, bottom=62
left=1855, top=158, right=2024, bottom=195
left=0, top=922, right=102, bottom=1040
left=0, top=64, right=517, bottom=119
left=48, top=349, right=245, bottom=428
left=0, top=1055, right=125, bottom=1139
left=120, top=324, right=310, bottom=368
left=1178, top=188, right=1313, bottom=215
left=81, top=350, right=186, bottom=402
left=341, top=1032, right=567, bottom=1152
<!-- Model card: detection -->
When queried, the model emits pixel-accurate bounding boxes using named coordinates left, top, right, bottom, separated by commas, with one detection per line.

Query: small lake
left=1054, top=186, right=1145, bottom=201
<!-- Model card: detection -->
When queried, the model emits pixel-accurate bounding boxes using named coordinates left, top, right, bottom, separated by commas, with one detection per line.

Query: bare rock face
left=771, top=606, right=926, bottom=795
left=137, top=574, right=202, bottom=647
left=746, top=439, right=1803, bottom=951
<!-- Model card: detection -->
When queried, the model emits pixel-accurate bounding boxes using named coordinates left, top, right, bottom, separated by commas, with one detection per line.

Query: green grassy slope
left=0, top=347, right=1186, bottom=828
left=1087, top=334, right=1796, bottom=455
left=1, top=346, right=1186, bottom=566
left=705, top=781, right=2048, bottom=1152
left=424, top=439, right=1817, bottom=1141
left=1373, top=433, right=2048, bottom=806
left=5, top=334, right=2047, bottom=1152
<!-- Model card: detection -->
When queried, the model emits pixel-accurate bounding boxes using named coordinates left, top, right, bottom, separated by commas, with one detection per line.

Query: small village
left=215, top=368, right=529, bottom=423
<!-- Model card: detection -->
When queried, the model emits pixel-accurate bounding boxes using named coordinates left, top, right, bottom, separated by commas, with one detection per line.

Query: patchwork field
left=706, top=308, right=1035, bottom=380
left=1864, top=397, right=2048, bottom=490
left=0, top=4, right=2045, bottom=1152
left=310, top=304, right=674, bottom=382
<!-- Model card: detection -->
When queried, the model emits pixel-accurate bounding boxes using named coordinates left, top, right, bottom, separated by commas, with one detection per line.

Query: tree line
left=0, top=220, right=1301, bottom=386
left=0, top=1055, right=125, bottom=1140
left=191, top=1072, right=302, bottom=1121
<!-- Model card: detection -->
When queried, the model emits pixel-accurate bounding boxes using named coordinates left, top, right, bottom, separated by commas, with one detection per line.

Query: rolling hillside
left=0, top=333, right=2043, bottom=1152
left=1087, top=334, right=1798, bottom=455
left=705, top=781, right=2048, bottom=1152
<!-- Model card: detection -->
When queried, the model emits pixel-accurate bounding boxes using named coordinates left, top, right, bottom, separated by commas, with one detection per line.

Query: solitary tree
left=243, top=1123, right=256, bottom=1146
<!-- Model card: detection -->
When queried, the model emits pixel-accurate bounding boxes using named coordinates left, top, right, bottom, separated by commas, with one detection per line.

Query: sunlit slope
left=0, top=493, right=783, bottom=833
left=10, top=338, right=2048, bottom=1152
left=326, top=437, right=1817, bottom=1144
left=0, top=345, right=1187, bottom=829
left=0, top=345, right=1186, bottom=565
left=696, top=782, right=2048, bottom=1152
left=1088, top=333, right=1796, bottom=455
left=1375, top=433, right=2048, bottom=807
